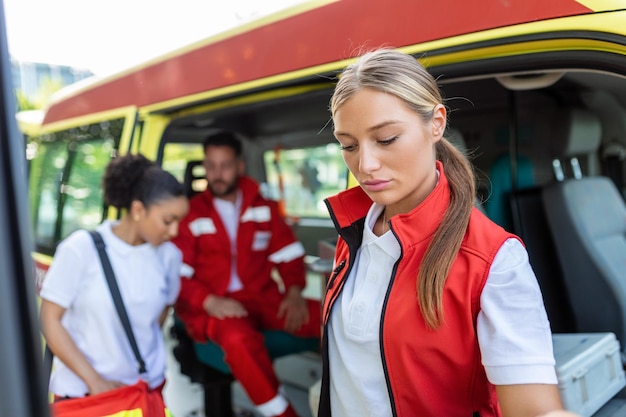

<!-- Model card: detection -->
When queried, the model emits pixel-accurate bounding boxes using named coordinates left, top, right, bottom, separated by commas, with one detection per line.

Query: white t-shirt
left=40, top=220, right=182, bottom=396
left=213, top=191, right=243, bottom=293
left=328, top=203, right=557, bottom=417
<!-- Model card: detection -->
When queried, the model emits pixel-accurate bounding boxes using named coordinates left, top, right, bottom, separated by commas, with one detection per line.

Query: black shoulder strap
left=89, top=230, right=147, bottom=374
left=43, top=338, right=53, bottom=386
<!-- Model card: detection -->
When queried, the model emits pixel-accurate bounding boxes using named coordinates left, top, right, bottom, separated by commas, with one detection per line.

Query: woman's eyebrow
left=335, top=120, right=403, bottom=138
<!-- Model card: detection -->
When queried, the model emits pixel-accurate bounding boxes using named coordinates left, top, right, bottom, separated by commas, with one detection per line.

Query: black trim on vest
left=319, top=199, right=367, bottom=416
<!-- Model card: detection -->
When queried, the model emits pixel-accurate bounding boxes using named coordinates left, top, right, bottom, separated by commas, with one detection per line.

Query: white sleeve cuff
left=485, top=364, right=558, bottom=385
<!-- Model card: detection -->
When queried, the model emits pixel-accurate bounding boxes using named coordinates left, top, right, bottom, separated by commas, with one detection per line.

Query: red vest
left=173, top=176, right=306, bottom=341
left=320, top=162, right=516, bottom=417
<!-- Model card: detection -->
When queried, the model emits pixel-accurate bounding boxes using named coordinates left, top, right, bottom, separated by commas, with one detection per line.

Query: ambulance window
left=263, top=143, right=347, bottom=218
left=28, top=139, right=68, bottom=254
left=162, top=142, right=205, bottom=182
left=28, top=119, right=123, bottom=255
left=60, top=138, right=115, bottom=240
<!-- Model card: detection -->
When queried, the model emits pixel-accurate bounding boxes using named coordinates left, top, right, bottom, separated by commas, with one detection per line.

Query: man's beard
left=208, top=177, right=239, bottom=198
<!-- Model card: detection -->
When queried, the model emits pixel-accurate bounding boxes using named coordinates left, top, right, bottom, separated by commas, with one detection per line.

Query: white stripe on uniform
left=189, top=218, right=216, bottom=236
left=269, top=241, right=305, bottom=263
left=180, top=263, right=195, bottom=278
left=241, top=206, right=271, bottom=223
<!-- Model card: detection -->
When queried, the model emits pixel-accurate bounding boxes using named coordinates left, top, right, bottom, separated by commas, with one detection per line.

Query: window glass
left=162, top=142, right=206, bottom=194
left=27, top=118, right=123, bottom=254
left=60, top=139, right=114, bottom=239
left=263, top=143, right=347, bottom=218
left=162, top=143, right=205, bottom=181
left=28, top=140, right=68, bottom=253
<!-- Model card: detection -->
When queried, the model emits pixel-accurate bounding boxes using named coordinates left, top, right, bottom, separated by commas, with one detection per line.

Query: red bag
left=50, top=380, right=170, bottom=417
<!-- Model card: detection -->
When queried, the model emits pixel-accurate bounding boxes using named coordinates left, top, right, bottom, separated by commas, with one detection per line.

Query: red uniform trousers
left=205, top=289, right=320, bottom=407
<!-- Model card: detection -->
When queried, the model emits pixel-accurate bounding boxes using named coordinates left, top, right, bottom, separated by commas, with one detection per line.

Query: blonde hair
left=331, top=49, right=475, bottom=329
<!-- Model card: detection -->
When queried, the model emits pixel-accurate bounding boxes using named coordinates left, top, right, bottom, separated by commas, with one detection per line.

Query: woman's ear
left=129, top=200, right=146, bottom=222
left=431, top=104, right=447, bottom=142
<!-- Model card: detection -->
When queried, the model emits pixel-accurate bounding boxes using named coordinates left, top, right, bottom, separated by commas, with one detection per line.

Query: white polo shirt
left=40, top=220, right=182, bottom=396
left=328, top=203, right=557, bottom=417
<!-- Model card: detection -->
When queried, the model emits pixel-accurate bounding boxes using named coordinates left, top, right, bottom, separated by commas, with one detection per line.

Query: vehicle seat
left=601, top=141, right=626, bottom=194
left=183, top=160, right=206, bottom=198
left=171, top=317, right=319, bottom=416
left=484, top=152, right=535, bottom=231
left=540, top=109, right=626, bottom=358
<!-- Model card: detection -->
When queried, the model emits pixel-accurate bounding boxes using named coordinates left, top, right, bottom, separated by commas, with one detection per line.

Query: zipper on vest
left=327, top=260, right=346, bottom=290
left=473, top=412, right=480, bottom=417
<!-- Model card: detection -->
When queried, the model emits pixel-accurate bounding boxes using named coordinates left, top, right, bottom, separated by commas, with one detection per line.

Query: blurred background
left=3, top=0, right=306, bottom=109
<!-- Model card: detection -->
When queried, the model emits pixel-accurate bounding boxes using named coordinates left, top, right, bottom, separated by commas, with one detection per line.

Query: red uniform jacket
left=173, top=176, right=306, bottom=341
left=319, top=162, right=515, bottom=417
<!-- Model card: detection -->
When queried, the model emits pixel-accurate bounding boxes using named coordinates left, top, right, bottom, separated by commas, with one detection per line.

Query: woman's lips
left=361, top=179, right=390, bottom=192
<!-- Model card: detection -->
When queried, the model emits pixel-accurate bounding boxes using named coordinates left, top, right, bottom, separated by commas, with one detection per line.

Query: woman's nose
left=168, top=222, right=180, bottom=239
left=359, top=145, right=381, bottom=173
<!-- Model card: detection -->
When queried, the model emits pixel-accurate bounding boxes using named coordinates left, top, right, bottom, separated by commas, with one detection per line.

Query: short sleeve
left=477, top=238, right=557, bottom=385
left=39, top=230, right=91, bottom=309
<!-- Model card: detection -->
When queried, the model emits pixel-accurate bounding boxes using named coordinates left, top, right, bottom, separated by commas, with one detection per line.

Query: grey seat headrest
left=551, top=108, right=602, bottom=159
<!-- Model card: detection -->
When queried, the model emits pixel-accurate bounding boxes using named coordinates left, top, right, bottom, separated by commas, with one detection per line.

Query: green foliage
left=15, top=89, right=37, bottom=111
left=15, top=76, right=65, bottom=111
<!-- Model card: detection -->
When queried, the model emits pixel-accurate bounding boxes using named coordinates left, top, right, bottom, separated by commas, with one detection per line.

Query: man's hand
left=203, top=295, right=248, bottom=319
left=278, top=286, right=309, bottom=332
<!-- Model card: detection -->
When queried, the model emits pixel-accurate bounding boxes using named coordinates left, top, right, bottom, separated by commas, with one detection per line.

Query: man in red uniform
left=173, top=131, right=320, bottom=417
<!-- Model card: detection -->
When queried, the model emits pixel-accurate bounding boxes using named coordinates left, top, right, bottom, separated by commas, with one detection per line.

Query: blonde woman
left=319, top=49, right=568, bottom=417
